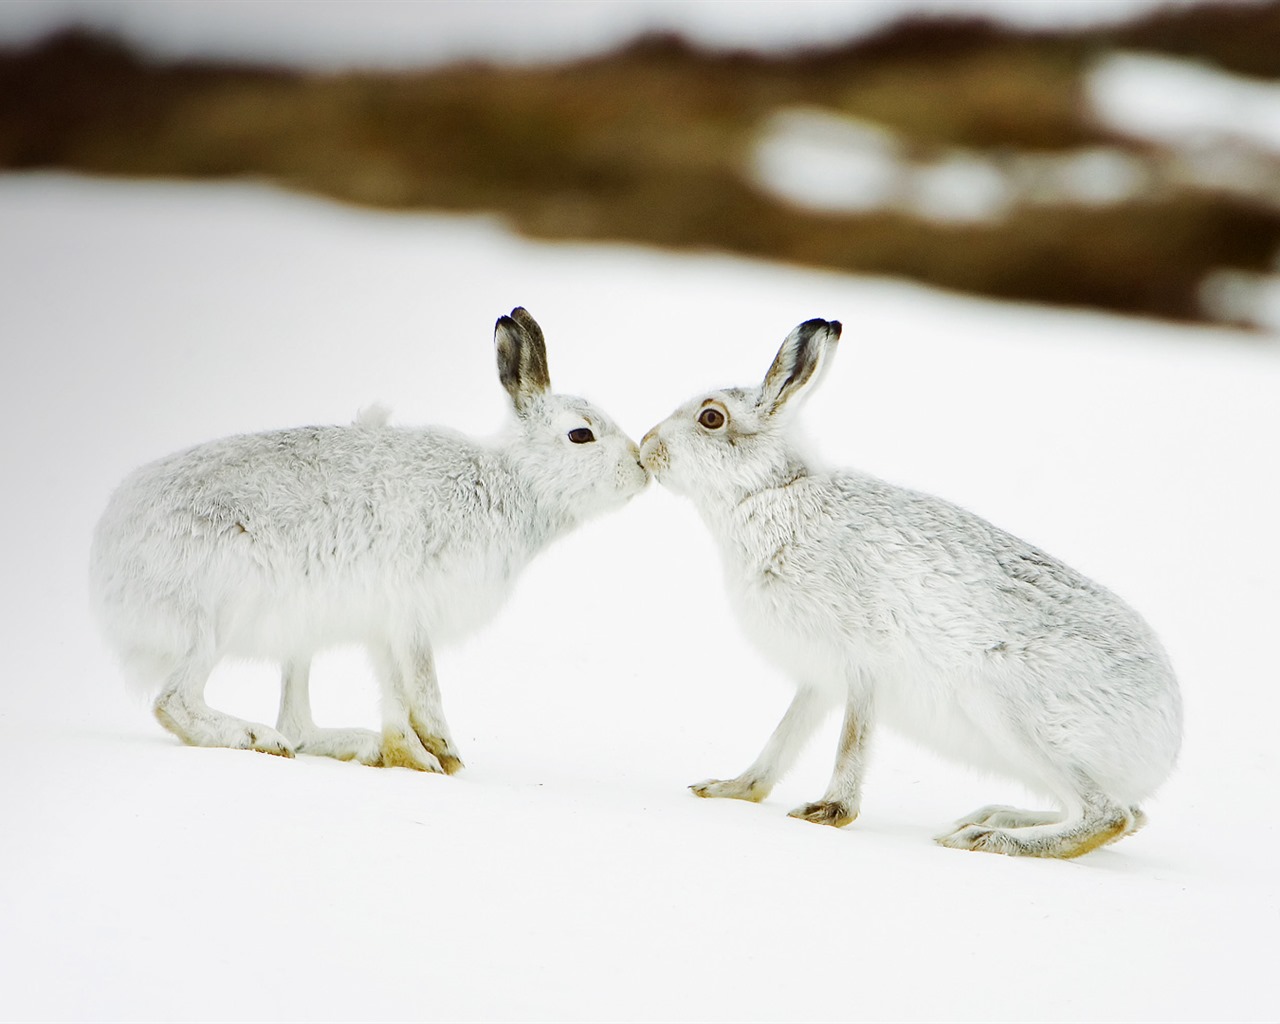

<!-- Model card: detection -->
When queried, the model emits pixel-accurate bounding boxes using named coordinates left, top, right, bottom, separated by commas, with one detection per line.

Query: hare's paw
left=155, top=702, right=294, bottom=758
left=787, top=800, right=857, bottom=829
left=410, top=728, right=464, bottom=776
left=379, top=729, right=447, bottom=773
left=296, top=728, right=383, bottom=766
left=240, top=724, right=295, bottom=758
left=436, top=752, right=465, bottom=776
left=689, top=775, right=770, bottom=802
left=936, top=824, right=1020, bottom=855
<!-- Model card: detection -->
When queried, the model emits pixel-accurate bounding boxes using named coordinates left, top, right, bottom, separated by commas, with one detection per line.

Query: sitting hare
left=91, top=308, right=648, bottom=772
left=639, top=318, right=1181, bottom=857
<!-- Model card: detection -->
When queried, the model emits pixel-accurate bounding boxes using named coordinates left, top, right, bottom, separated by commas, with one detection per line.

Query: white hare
left=640, top=318, right=1181, bottom=857
left=91, top=308, right=648, bottom=772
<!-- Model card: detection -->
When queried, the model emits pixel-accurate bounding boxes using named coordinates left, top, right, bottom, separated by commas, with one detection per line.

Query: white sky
left=0, top=0, right=1237, bottom=68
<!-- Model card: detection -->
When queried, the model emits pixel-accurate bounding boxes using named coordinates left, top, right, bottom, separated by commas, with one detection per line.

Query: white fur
left=91, top=309, right=648, bottom=772
left=354, top=402, right=392, bottom=427
left=641, top=319, right=1181, bottom=857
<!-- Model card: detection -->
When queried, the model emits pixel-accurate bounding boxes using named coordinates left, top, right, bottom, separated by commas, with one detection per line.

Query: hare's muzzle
left=639, top=428, right=667, bottom=476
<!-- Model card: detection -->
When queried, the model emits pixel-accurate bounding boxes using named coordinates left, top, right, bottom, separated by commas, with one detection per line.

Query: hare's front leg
left=277, top=660, right=382, bottom=765
left=691, top=685, right=831, bottom=802
left=402, top=642, right=464, bottom=774
left=373, top=641, right=464, bottom=774
left=787, top=689, right=871, bottom=829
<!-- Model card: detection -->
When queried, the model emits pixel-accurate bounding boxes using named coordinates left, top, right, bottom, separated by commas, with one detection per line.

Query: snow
left=1010, top=146, right=1150, bottom=206
left=1088, top=51, right=1280, bottom=157
left=907, top=153, right=1012, bottom=222
left=1201, top=265, right=1280, bottom=328
left=751, top=108, right=1164, bottom=223
left=752, top=109, right=906, bottom=214
left=1, top=173, right=1278, bottom=1022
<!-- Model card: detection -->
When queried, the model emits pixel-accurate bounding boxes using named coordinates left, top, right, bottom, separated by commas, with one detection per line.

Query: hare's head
left=640, top=318, right=841, bottom=503
left=496, top=308, right=648, bottom=521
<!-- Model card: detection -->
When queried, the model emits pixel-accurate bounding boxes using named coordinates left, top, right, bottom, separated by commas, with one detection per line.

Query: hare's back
left=826, top=471, right=1105, bottom=597
left=93, top=424, right=502, bottom=598
left=115, top=424, right=486, bottom=531
left=815, top=471, right=1166, bottom=654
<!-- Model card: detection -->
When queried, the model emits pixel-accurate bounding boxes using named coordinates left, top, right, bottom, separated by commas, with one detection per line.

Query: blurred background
left=2, top=0, right=1279, bottom=330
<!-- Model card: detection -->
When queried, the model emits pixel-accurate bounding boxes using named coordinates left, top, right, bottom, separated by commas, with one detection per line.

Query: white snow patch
left=907, top=152, right=1012, bottom=221
left=752, top=108, right=1152, bottom=221
left=1012, top=146, right=1151, bottom=206
left=1201, top=269, right=1280, bottom=330
left=752, top=108, right=904, bottom=213
left=1088, top=51, right=1280, bottom=156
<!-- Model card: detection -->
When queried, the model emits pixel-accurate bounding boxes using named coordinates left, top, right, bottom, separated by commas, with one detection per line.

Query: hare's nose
left=638, top=429, right=666, bottom=475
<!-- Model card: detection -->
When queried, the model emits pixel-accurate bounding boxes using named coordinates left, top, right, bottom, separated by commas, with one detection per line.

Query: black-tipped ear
left=495, top=307, right=551, bottom=413
left=758, top=319, right=841, bottom=418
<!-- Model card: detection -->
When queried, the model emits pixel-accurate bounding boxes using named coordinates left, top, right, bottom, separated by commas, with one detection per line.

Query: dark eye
left=698, top=407, right=726, bottom=430
left=568, top=427, right=595, bottom=444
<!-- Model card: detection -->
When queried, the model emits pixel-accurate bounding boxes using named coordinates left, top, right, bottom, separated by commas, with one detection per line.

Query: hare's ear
left=495, top=307, right=551, bottom=413
left=758, top=318, right=841, bottom=419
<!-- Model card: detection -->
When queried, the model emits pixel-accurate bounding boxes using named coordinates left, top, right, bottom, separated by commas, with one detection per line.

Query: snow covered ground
left=1, top=173, right=1278, bottom=1022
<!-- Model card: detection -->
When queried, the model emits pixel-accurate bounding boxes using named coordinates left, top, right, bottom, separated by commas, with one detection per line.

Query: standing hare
left=640, top=318, right=1181, bottom=857
left=91, top=308, right=648, bottom=772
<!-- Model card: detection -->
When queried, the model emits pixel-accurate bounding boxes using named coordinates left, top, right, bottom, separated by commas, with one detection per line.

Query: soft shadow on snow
left=0, top=173, right=1277, bottom=1023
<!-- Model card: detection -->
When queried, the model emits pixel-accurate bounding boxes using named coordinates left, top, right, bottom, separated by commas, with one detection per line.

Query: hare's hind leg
left=942, top=805, right=1149, bottom=835
left=277, top=660, right=381, bottom=765
left=148, top=649, right=294, bottom=758
left=691, top=684, right=832, bottom=802
left=372, top=640, right=462, bottom=774
left=942, top=805, right=1065, bottom=832
left=936, top=792, right=1135, bottom=858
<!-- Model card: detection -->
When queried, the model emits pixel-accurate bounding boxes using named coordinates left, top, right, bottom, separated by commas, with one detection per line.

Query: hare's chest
left=721, top=534, right=849, bottom=678
left=421, top=543, right=526, bottom=639
left=722, top=510, right=845, bottom=613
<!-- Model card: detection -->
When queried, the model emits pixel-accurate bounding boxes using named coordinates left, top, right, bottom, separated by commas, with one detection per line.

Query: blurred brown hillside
left=3, top=2, right=1280, bottom=327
